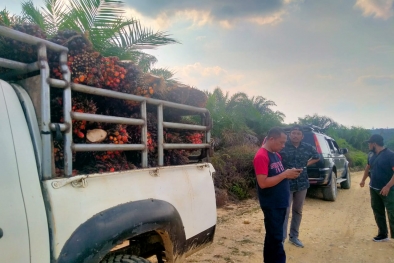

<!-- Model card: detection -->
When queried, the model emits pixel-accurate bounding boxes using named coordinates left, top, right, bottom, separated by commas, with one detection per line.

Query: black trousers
left=262, top=208, right=287, bottom=263
left=370, top=188, right=394, bottom=238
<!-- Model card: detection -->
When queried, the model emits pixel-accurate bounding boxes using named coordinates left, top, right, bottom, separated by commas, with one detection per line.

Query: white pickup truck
left=0, top=26, right=216, bottom=263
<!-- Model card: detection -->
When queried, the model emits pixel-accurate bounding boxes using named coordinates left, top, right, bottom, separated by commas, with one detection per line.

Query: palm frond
left=40, top=0, right=68, bottom=36
left=0, top=9, right=11, bottom=26
left=135, top=51, right=157, bottom=72
left=115, top=19, right=178, bottom=48
left=150, top=68, right=175, bottom=80
left=21, top=1, right=47, bottom=31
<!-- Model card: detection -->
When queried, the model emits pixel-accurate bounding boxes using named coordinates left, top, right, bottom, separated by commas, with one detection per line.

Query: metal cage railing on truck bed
left=0, top=26, right=212, bottom=180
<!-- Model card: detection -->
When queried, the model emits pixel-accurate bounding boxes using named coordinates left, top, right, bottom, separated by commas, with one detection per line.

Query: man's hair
left=266, top=127, right=285, bottom=139
left=290, top=124, right=303, bottom=134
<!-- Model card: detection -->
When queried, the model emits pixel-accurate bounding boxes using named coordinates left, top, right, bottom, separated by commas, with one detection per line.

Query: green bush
left=346, top=150, right=367, bottom=168
left=230, top=183, right=249, bottom=200
left=211, top=144, right=259, bottom=200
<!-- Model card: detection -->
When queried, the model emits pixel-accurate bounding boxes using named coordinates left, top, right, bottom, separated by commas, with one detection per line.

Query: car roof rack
left=283, top=124, right=326, bottom=134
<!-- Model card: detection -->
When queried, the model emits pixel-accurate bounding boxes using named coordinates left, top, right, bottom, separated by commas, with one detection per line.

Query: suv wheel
left=340, top=167, right=351, bottom=189
left=322, top=172, right=337, bottom=201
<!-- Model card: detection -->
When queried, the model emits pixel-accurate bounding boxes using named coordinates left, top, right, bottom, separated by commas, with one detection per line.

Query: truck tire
left=101, top=254, right=151, bottom=263
left=340, top=167, right=351, bottom=189
left=322, top=172, right=337, bottom=201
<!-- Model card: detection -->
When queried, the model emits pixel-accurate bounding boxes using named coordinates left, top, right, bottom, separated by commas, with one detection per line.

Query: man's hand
left=360, top=180, right=365, bottom=187
left=380, top=185, right=391, bottom=196
left=283, top=168, right=302, bottom=179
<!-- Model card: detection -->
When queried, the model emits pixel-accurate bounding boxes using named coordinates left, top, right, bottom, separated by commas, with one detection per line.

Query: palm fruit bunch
left=68, top=51, right=102, bottom=86
left=100, top=56, right=126, bottom=91
left=48, top=30, right=94, bottom=78
left=0, top=23, right=47, bottom=64
left=117, top=61, right=141, bottom=93
left=105, top=124, right=130, bottom=145
left=73, top=150, right=133, bottom=174
left=162, top=130, right=191, bottom=166
left=49, top=30, right=92, bottom=56
left=92, top=151, right=131, bottom=173
left=186, top=132, right=203, bottom=144
left=51, top=95, right=98, bottom=141
left=166, top=85, right=208, bottom=107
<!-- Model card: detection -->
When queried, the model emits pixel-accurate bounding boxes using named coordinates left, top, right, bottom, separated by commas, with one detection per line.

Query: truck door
left=0, top=84, right=30, bottom=262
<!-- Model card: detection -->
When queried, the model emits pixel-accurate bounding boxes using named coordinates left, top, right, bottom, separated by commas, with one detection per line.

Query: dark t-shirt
left=280, top=141, right=320, bottom=192
left=368, top=148, right=394, bottom=191
left=253, top=148, right=289, bottom=209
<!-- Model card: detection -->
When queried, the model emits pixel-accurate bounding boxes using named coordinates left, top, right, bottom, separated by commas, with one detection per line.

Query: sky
left=4, top=0, right=394, bottom=129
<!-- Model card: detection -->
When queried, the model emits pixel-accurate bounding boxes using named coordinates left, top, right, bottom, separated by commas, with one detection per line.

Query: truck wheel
left=340, top=167, right=351, bottom=189
left=101, top=254, right=151, bottom=263
left=322, top=172, right=337, bottom=201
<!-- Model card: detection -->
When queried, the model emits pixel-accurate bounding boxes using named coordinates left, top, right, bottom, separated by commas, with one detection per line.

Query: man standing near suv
left=360, top=134, right=394, bottom=242
left=254, top=127, right=302, bottom=263
left=280, top=125, right=320, bottom=248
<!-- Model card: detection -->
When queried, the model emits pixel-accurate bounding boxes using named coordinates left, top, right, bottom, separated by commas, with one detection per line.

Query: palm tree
left=298, top=114, right=339, bottom=129
left=205, top=87, right=284, bottom=148
left=19, top=0, right=178, bottom=71
left=0, top=8, right=24, bottom=26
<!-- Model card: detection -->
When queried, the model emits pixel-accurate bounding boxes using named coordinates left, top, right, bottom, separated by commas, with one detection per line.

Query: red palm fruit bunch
left=68, top=51, right=102, bottom=87
left=71, top=96, right=98, bottom=140
left=118, top=61, right=141, bottom=94
left=51, top=95, right=98, bottom=140
left=147, top=132, right=156, bottom=152
left=100, top=56, right=126, bottom=91
left=123, top=86, right=155, bottom=110
left=185, top=132, right=203, bottom=144
left=93, top=151, right=130, bottom=173
left=48, top=29, right=93, bottom=76
left=106, top=125, right=130, bottom=145
left=163, top=130, right=191, bottom=166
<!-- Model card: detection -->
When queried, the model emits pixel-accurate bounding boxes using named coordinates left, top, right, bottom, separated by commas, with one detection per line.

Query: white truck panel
left=0, top=81, right=30, bottom=262
left=0, top=81, right=51, bottom=263
left=42, top=163, right=216, bottom=259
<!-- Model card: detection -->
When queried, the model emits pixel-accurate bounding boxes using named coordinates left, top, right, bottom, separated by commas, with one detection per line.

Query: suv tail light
left=313, top=134, right=322, bottom=154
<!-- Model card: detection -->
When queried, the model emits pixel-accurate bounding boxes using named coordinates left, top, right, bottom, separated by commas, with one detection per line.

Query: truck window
left=326, top=139, right=337, bottom=154
left=332, top=140, right=340, bottom=151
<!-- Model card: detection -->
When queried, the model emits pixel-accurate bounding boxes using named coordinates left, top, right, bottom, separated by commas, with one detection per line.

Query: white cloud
left=248, top=10, right=286, bottom=25
left=123, top=0, right=304, bottom=29
left=354, top=0, right=394, bottom=19
left=169, top=62, right=248, bottom=92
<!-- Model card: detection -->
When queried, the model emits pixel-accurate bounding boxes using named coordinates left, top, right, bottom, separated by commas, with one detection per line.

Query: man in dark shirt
left=254, top=127, right=302, bottom=263
left=279, top=125, right=320, bottom=248
left=360, top=134, right=394, bottom=242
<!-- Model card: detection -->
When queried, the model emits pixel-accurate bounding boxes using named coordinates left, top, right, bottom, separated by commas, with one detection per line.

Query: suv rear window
left=302, top=132, right=331, bottom=154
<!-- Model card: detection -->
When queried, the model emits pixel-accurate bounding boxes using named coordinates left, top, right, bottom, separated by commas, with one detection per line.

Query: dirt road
left=186, top=171, right=394, bottom=263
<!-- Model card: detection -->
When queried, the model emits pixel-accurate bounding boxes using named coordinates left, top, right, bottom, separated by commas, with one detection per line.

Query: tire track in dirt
left=186, top=171, right=394, bottom=263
